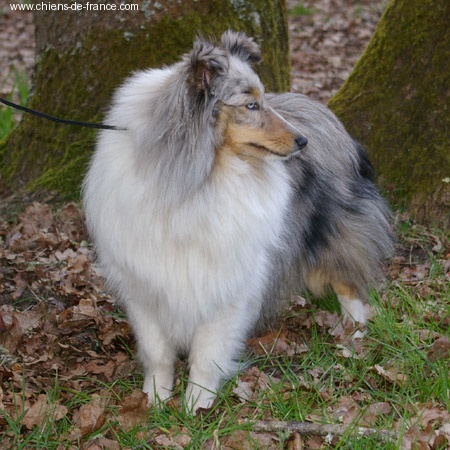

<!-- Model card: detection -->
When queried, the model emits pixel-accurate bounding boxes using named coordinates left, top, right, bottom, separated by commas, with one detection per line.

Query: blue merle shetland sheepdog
left=83, top=31, right=393, bottom=412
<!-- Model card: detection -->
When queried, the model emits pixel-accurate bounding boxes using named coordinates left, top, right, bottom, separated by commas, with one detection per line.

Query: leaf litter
left=1, top=0, right=450, bottom=448
left=0, top=202, right=140, bottom=446
left=0, top=199, right=447, bottom=449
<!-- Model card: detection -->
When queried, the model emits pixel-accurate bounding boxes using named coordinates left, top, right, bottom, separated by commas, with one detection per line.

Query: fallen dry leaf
left=400, top=404, right=450, bottom=450
left=427, top=336, right=450, bottom=362
left=373, top=364, right=408, bottom=386
left=286, top=432, right=304, bottom=450
left=72, top=393, right=108, bottom=437
left=117, top=390, right=148, bottom=430
left=22, top=394, right=68, bottom=430
left=153, top=427, right=192, bottom=450
left=361, top=402, right=393, bottom=427
left=247, top=328, right=291, bottom=356
left=330, top=396, right=360, bottom=425
left=81, top=437, right=121, bottom=450
left=217, top=429, right=280, bottom=450
left=0, top=307, right=23, bottom=353
left=233, top=366, right=273, bottom=403
left=83, top=360, right=116, bottom=380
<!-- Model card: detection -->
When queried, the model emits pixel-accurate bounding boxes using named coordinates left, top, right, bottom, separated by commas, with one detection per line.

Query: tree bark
left=0, top=0, right=290, bottom=199
left=329, top=0, right=450, bottom=227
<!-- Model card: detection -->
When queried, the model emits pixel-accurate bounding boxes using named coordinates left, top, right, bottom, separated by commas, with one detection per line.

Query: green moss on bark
left=329, top=0, right=450, bottom=227
left=0, top=0, right=290, bottom=200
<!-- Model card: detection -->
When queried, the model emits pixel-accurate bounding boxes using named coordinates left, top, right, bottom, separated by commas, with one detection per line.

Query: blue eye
left=246, top=101, right=260, bottom=111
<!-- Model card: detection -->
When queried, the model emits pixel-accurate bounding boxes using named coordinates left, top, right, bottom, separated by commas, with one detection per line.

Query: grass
left=288, top=3, right=316, bottom=16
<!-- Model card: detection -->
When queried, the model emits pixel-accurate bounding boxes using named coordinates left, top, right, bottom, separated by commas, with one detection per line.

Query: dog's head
left=186, top=31, right=307, bottom=160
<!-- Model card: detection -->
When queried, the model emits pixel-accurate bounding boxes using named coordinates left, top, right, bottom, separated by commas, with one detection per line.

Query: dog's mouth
left=246, top=143, right=290, bottom=157
left=243, top=138, right=307, bottom=159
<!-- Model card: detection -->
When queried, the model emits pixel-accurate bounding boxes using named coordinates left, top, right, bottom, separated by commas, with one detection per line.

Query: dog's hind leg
left=307, top=272, right=368, bottom=338
left=331, top=282, right=368, bottom=338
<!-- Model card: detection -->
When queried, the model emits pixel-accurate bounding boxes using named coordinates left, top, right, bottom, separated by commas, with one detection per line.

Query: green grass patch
left=288, top=3, right=315, bottom=16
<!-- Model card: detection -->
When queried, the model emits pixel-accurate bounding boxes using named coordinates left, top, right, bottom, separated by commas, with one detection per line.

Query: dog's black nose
left=295, top=135, right=308, bottom=151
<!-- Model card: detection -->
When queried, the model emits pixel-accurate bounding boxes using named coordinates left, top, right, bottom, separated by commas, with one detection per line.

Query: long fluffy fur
left=83, top=31, right=393, bottom=411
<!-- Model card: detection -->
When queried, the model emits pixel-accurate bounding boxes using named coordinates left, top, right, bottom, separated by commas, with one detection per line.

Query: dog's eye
left=246, top=101, right=260, bottom=111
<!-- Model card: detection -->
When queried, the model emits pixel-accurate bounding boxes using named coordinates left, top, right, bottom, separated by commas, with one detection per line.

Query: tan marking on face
left=218, top=102, right=299, bottom=159
left=249, top=87, right=262, bottom=101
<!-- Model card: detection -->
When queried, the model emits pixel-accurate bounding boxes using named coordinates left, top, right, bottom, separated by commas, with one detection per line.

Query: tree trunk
left=329, top=0, right=450, bottom=227
left=0, top=0, right=290, bottom=199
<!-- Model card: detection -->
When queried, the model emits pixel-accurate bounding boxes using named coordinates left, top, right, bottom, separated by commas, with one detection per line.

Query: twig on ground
left=241, top=419, right=398, bottom=442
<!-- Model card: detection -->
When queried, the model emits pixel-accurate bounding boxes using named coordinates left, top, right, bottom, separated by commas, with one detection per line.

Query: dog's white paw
left=143, top=370, right=174, bottom=407
left=185, top=383, right=217, bottom=413
left=337, top=295, right=371, bottom=338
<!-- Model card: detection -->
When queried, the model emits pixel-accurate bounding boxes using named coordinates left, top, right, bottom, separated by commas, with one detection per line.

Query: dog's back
left=262, top=93, right=393, bottom=317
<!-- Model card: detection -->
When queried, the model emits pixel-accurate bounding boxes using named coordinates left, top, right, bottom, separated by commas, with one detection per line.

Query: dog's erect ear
left=188, top=37, right=229, bottom=94
left=221, top=30, right=261, bottom=64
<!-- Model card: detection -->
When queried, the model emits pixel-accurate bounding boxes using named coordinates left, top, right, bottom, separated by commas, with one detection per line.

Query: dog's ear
left=188, top=37, right=229, bottom=94
left=221, top=30, right=261, bottom=64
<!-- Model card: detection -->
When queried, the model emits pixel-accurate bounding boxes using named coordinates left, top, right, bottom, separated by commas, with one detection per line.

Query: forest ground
left=1, top=1, right=449, bottom=449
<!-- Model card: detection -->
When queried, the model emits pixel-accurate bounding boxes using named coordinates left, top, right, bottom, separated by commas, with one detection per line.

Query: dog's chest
left=142, top=161, right=291, bottom=302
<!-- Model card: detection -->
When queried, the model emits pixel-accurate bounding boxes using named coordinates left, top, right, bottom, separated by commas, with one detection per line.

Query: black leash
left=0, top=97, right=126, bottom=131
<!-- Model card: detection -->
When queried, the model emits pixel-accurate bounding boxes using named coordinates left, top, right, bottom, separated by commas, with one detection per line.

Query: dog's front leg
left=185, top=303, right=255, bottom=412
left=124, top=300, right=177, bottom=406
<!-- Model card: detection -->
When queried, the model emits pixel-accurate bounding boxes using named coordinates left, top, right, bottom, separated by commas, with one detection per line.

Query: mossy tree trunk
left=0, top=0, right=290, bottom=199
left=329, top=0, right=450, bottom=227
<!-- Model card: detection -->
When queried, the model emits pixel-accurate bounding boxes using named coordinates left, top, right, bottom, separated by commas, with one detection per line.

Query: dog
left=83, top=30, right=393, bottom=412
